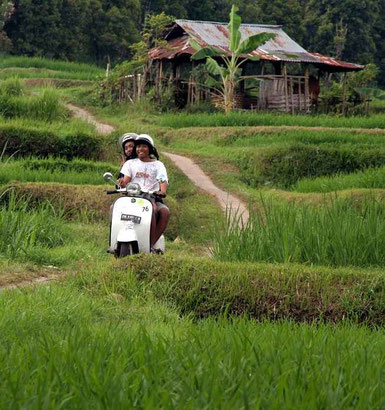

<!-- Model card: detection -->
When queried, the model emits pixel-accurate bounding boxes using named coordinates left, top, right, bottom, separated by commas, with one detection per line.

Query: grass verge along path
left=163, top=152, right=249, bottom=225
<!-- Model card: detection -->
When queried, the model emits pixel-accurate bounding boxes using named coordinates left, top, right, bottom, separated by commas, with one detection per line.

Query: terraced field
left=1, top=57, right=385, bottom=409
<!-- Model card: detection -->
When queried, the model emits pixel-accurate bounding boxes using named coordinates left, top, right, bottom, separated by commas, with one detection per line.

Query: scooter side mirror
left=103, top=172, right=114, bottom=182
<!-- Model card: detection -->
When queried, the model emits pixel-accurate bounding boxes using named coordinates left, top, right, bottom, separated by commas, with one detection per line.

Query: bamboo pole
left=290, top=77, right=294, bottom=114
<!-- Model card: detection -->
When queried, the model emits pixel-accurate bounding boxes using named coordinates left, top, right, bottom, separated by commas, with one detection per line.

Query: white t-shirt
left=120, top=158, right=168, bottom=192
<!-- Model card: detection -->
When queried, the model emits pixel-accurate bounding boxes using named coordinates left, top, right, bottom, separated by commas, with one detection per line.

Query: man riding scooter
left=118, top=134, right=169, bottom=252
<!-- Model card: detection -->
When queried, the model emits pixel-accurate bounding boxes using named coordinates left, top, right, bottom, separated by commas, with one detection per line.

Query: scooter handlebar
left=106, top=190, right=118, bottom=195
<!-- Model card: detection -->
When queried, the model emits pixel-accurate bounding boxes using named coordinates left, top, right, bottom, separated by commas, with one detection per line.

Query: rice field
left=1, top=282, right=385, bottom=409
left=0, top=55, right=104, bottom=81
left=159, top=111, right=385, bottom=129
left=1, top=56, right=385, bottom=408
left=293, top=166, right=385, bottom=192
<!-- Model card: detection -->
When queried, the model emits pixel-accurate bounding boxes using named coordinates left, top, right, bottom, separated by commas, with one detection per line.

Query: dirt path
left=163, top=152, right=249, bottom=225
left=0, top=274, right=61, bottom=292
left=66, top=103, right=116, bottom=134
left=67, top=103, right=249, bottom=223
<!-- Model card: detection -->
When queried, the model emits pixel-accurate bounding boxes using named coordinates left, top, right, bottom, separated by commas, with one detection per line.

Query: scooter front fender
left=116, top=227, right=138, bottom=244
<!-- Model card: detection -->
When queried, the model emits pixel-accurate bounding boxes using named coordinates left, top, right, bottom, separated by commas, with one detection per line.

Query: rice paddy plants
left=0, top=86, right=67, bottom=121
left=0, top=118, right=102, bottom=159
left=159, top=111, right=385, bottom=129
left=0, top=77, right=24, bottom=96
left=1, top=281, right=385, bottom=408
left=0, top=194, right=68, bottom=260
left=213, top=197, right=385, bottom=267
left=0, top=160, right=117, bottom=185
left=0, top=55, right=104, bottom=80
left=294, top=166, right=385, bottom=192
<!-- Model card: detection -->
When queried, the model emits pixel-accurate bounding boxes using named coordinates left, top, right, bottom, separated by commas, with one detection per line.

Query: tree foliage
left=1, top=0, right=385, bottom=86
left=191, top=5, right=275, bottom=113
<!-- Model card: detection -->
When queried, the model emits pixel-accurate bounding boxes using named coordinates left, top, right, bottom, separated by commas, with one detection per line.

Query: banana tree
left=190, top=5, right=275, bottom=114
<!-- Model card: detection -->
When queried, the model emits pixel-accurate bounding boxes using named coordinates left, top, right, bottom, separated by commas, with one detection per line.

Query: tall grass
left=0, top=194, right=67, bottom=259
left=294, top=166, right=385, bottom=192
left=159, top=111, right=385, bottom=129
left=214, top=197, right=385, bottom=267
left=1, top=283, right=385, bottom=408
left=0, top=86, right=67, bottom=121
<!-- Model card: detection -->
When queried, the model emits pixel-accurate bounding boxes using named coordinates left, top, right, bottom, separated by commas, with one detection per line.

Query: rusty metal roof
left=148, top=20, right=363, bottom=71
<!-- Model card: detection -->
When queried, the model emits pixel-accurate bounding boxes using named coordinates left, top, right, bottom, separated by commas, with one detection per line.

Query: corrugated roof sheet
left=148, top=20, right=363, bottom=71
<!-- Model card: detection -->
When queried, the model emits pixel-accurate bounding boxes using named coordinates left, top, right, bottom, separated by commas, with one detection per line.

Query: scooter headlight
left=126, top=183, right=141, bottom=196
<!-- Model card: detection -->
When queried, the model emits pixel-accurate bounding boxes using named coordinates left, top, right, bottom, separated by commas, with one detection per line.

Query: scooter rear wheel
left=119, top=242, right=134, bottom=257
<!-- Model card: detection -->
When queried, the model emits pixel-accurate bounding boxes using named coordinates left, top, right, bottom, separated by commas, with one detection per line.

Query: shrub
left=237, top=144, right=385, bottom=188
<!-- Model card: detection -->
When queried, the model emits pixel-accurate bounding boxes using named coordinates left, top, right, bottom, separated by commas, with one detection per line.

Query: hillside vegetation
left=1, top=57, right=385, bottom=409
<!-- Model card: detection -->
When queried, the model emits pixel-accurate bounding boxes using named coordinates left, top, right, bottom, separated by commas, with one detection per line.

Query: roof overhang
left=148, top=20, right=364, bottom=72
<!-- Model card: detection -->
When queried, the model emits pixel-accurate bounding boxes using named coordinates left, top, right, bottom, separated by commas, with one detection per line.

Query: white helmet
left=121, top=133, right=138, bottom=151
left=136, top=134, right=155, bottom=149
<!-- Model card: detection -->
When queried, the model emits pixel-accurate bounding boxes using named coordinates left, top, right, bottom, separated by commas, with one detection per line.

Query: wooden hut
left=148, top=20, right=364, bottom=112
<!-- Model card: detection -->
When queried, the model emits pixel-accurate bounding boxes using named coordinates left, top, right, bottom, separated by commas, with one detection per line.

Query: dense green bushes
left=237, top=144, right=385, bottom=188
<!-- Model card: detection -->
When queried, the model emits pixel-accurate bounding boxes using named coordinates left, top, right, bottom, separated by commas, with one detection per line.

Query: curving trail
left=163, top=152, right=249, bottom=225
left=66, top=103, right=249, bottom=224
left=66, top=103, right=115, bottom=134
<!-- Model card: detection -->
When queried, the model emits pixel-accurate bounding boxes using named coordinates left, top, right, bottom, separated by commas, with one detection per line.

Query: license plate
left=121, top=214, right=141, bottom=223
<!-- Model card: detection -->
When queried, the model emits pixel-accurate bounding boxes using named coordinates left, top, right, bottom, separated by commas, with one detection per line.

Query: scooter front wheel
left=119, top=242, right=135, bottom=257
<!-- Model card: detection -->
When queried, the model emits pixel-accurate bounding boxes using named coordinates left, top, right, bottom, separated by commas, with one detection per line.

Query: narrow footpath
left=66, top=103, right=249, bottom=224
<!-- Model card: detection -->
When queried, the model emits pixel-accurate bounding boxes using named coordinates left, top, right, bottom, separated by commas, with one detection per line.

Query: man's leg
left=151, top=203, right=170, bottom=247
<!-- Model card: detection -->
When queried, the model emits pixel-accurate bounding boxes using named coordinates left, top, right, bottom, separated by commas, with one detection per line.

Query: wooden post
left=290, top=77, right=294, bottom=114
left=342, top=72, right=347, bottom=116
left=187, top=76, right=192, bottom=104
left=304, top=64, right=310, bottom=112
left=159, top=61, right=163, bottom=92
left=283, top=63, right=289, bottom=113
left=298, top=78, right=302, bottom=111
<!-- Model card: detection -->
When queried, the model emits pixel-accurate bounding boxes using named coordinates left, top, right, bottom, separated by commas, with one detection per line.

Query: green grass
left=0, top=85, right=68, bottom=121
left=0, top=117, right=103, bottom=160
left=0, top=55, right=104, bottom=80
left=1, top=275, right=385, bottom=408
left=159, top=111, right=385, bottom=129
left=0, top=192, right=108, bottom=266
left=294, top=166, right=385, bottom=192
left=0, top=194, right=67, bottom=259
left=214, top=197, right=385, bottom=267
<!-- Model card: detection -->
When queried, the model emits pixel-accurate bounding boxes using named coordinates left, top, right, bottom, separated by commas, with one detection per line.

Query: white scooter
left=104, top=172, right=165, bottom=257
